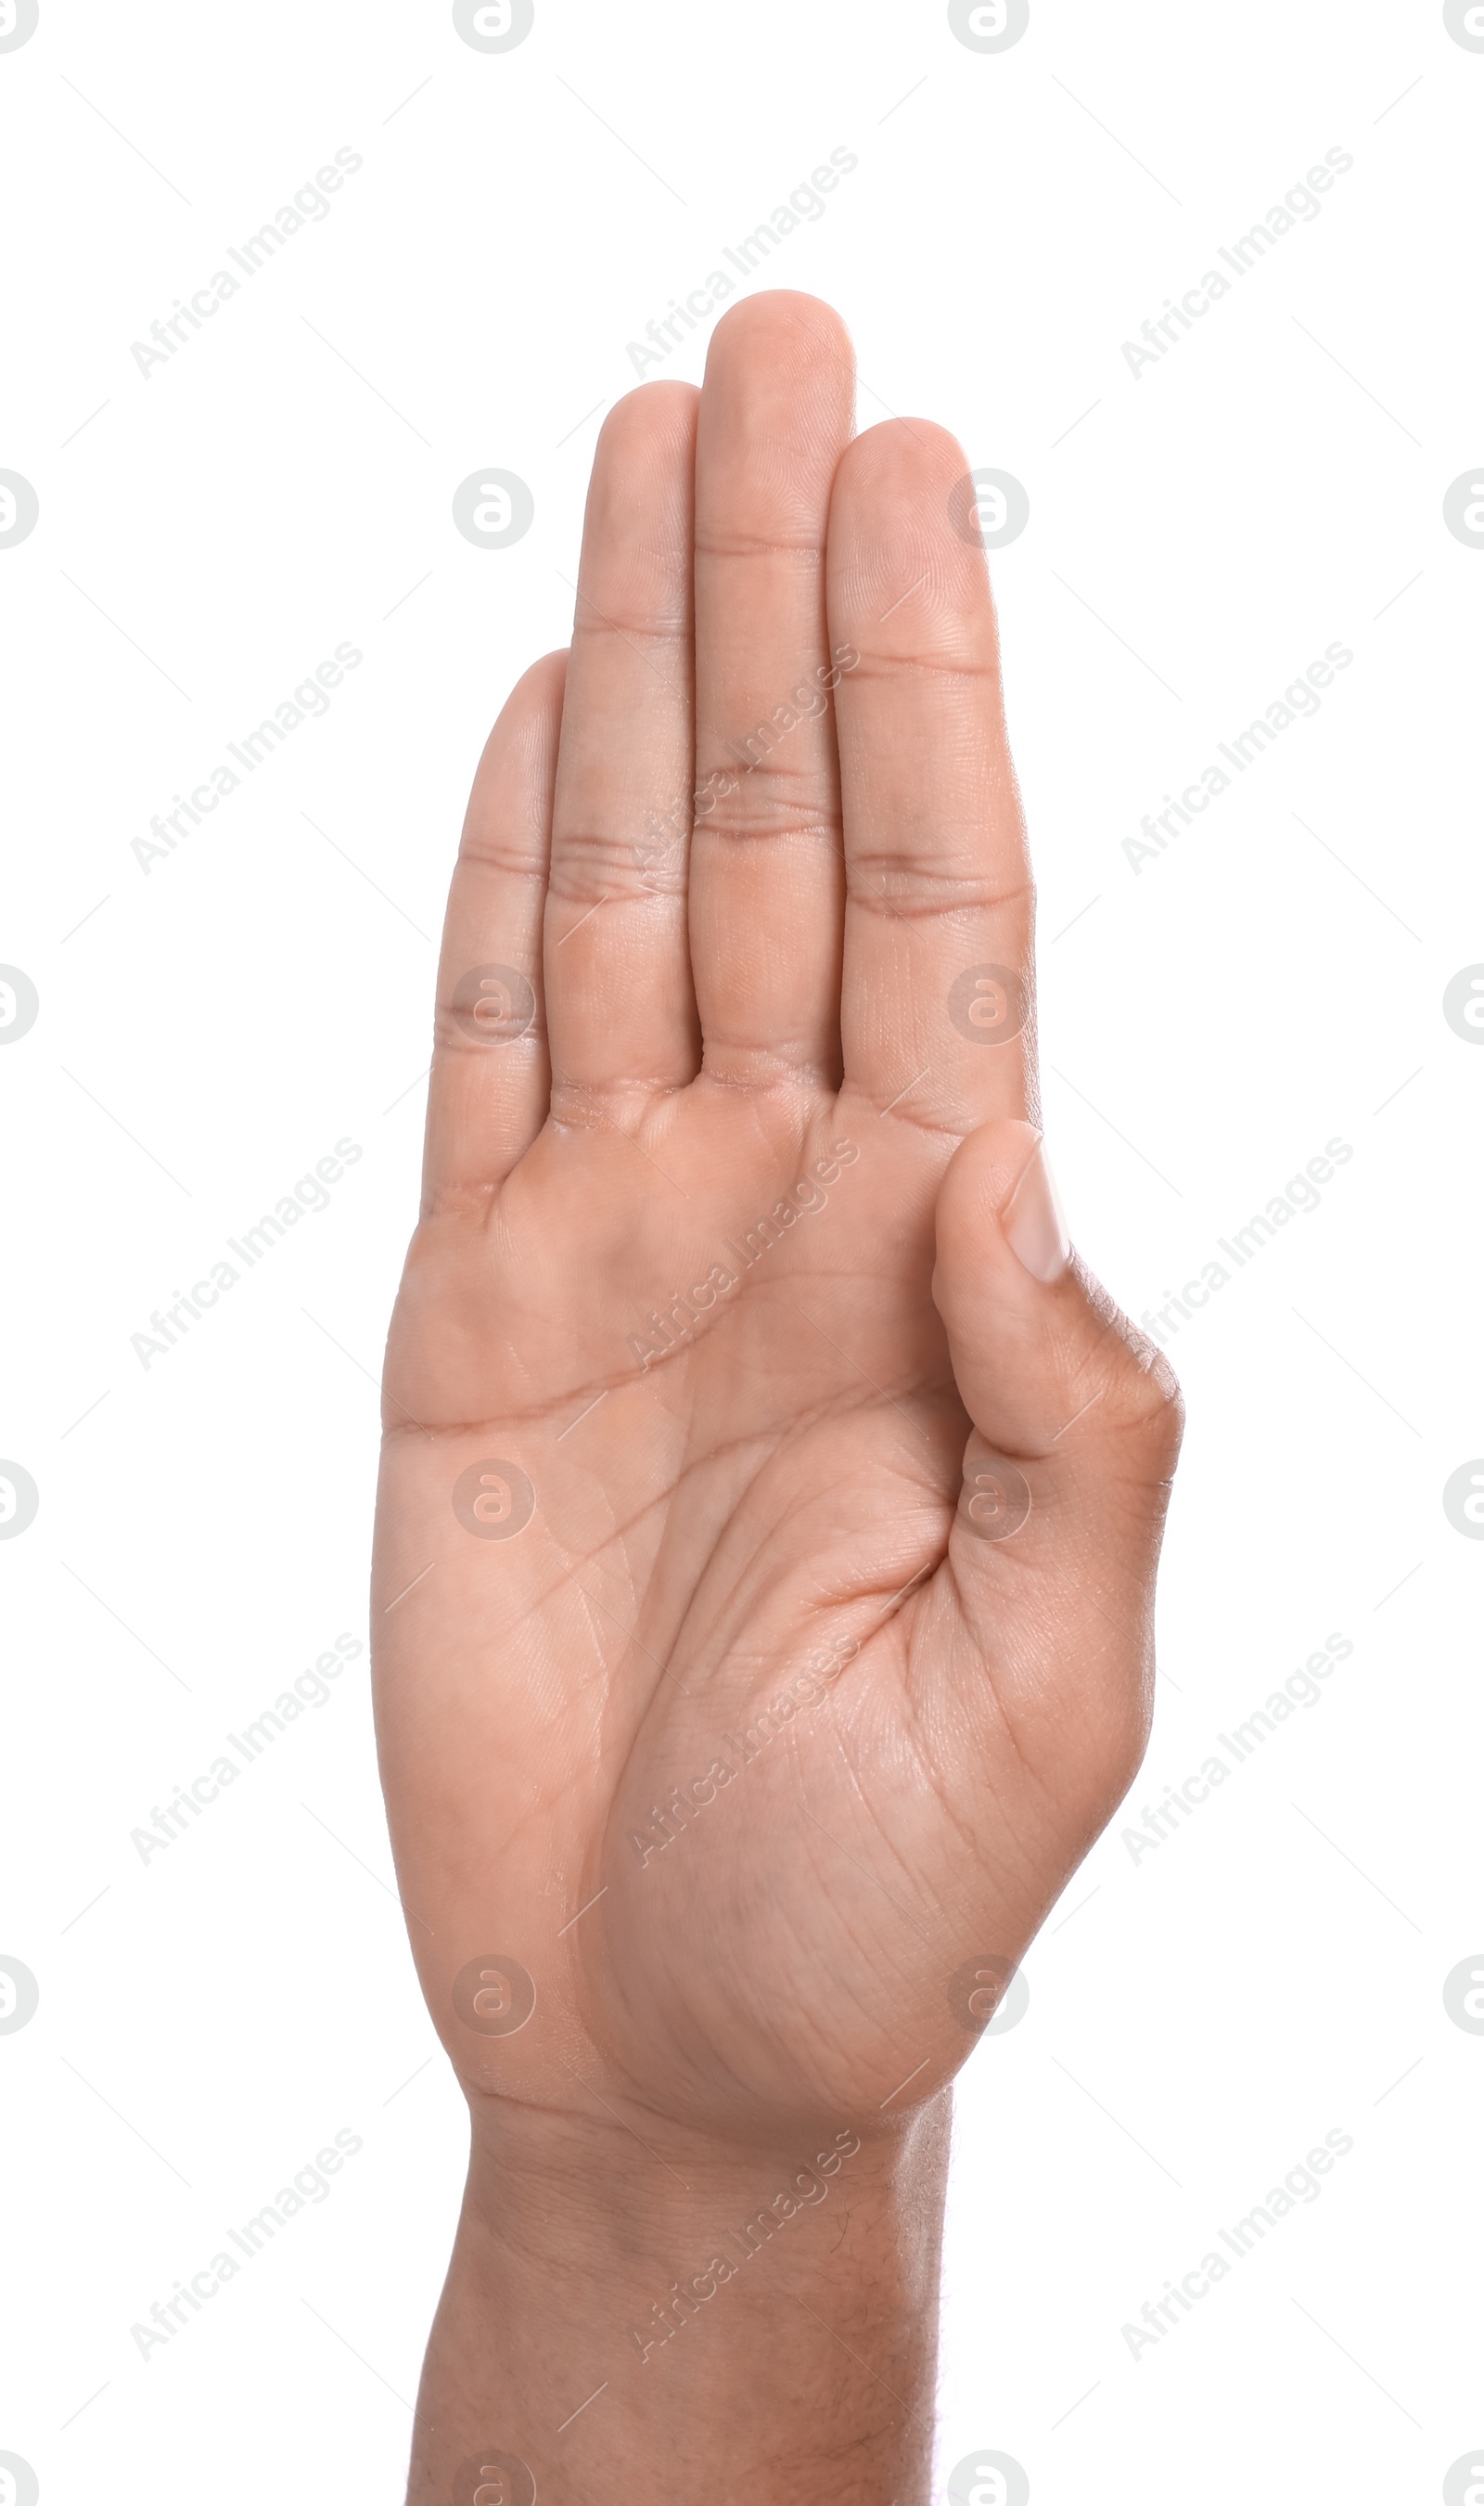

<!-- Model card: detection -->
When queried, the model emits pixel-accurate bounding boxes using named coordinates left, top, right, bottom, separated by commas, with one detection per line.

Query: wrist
left=410, top=2094, right=951, bottom=2505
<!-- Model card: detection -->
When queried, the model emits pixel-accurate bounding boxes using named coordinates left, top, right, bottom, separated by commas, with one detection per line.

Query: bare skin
left=372, top=291, right=1181, bottom=2505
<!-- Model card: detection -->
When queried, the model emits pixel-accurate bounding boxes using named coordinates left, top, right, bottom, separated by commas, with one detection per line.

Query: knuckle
left=1101, top=1688, right=1156, bottom=1810
left=704, top=784, right=839, bottom=848
left=1077, top=1267, right=1185, bottom=1456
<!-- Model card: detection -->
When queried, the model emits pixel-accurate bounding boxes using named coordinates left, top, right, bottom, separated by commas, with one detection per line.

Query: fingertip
left=697, top=293, right=856, bottom=517
left=937, top=1118, right=1045, bottom=1240
left=835, top=415, right=970, bottom=497
left=596, top=379, right=701, bottom=456
left=464, top=651, right=567, bottom=850
left=1002, top=1142, right=1070, bottom=1284
left=827, top=418, right=1005, bottom=674
left=705, top=289, right=856, bottom=385
left=523, top=646, right=569, bottom=700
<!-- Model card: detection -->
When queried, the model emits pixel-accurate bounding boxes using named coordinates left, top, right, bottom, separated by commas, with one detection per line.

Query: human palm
left=372, top=293, right=1180, bottom=2153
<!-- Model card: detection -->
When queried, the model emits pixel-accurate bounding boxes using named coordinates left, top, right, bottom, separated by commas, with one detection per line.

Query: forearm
left=407, top=2096, right=951, bottom=2506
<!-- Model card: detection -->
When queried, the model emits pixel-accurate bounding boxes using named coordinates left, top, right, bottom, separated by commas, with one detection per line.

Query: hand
left=373, top=290, right=1181, bottom=2504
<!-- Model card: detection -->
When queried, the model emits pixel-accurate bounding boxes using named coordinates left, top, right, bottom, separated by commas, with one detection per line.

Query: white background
left=2, top=2, right=1481, bottom=2500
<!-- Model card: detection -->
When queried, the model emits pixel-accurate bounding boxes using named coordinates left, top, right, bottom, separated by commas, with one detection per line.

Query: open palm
left=372, top=294, right=1180, bottom=2153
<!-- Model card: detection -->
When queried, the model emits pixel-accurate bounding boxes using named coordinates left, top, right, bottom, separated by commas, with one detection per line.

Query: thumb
left=931, top=1118, right=1183, bottom=1722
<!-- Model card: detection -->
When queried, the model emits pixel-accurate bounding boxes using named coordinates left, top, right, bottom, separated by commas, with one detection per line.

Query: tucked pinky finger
left=420, top=650, right=565, bottom=1220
